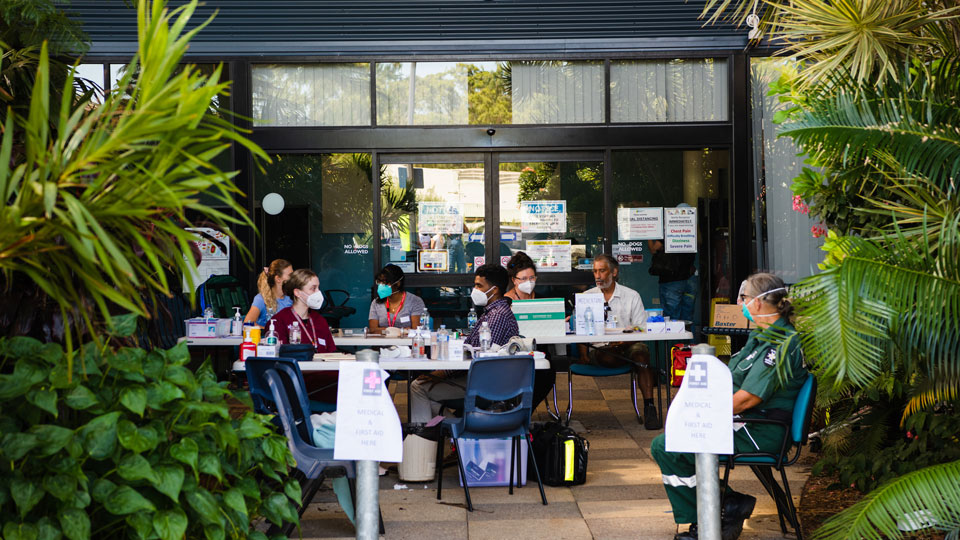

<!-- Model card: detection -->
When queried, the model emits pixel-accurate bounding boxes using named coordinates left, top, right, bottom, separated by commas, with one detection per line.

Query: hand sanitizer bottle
left=265, top=320, right=278, bottom=346
left=231, top=307, right=243, bottom=336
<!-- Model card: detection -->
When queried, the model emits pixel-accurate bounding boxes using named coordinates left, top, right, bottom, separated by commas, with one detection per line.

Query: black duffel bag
left=528, top=421, right=589, bottom=486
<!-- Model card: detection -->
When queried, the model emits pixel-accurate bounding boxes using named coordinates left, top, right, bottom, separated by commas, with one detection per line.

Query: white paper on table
left=664, top=353, right=733, bottom=455
left=574, top=293, right=605, bottom=336
left=334, top=362, right=403, bottom=462
left=449, top=339, right=465, bottom=361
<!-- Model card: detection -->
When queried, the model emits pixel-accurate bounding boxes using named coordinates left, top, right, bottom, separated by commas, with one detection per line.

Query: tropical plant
left=700, top=0, right=960, bottom=87
left=0, top=0, right=266, bottom=360
left=1, top=0, right=302, bottom=538
left=703, top=1, right=960, bottom=539
left=0, top=328, right=300, bottom=540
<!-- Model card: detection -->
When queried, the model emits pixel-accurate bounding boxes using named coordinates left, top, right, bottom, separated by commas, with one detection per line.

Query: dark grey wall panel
left=70, top=1, right=746, bottom=56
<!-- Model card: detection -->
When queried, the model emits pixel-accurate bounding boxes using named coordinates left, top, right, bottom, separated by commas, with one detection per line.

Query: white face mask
left=471, top=286, right=495, bottom=307
left=517, top=280, right=536, bottom=295
left=301, top=291, right=325, bottom=310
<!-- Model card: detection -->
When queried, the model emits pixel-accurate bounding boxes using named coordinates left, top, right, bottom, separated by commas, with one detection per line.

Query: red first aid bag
left=670, top=344, right=691, bottom=387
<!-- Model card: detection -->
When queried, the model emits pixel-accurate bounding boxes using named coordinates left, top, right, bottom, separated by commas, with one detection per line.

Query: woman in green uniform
left=650, top=272, right=807, bottom=540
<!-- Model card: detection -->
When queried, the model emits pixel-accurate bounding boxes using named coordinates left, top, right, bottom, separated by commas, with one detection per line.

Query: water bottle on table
left=584, top=306, right=595, bottom=336
left=467, top=306, right=478, bottom=330
left=438, top=325, right=449, bottom=360
left=421, top=307, right=432, bottom=332
left=479, top=321, right=492, bottom=352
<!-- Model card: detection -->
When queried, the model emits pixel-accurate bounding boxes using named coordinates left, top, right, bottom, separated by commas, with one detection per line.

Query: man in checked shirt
left=408, top=264, right=519, bottom=423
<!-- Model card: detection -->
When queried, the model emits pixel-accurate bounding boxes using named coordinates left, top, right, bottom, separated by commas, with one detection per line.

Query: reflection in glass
left=611, top=59, right=728, bottom=122
left=70, top=64, right=105, bottom=104
left=252, top=63, right=371, bottom=126
left=380, top=162, right=485, bottom=274
left=611, top=149, right=729, bottom=333
left=376, top=61, right=603, bottom=125
left=255, top=154, right=374, bottom=327
left=499, top=160, right=604, bottom=272
left=751, top=58, right=823, bottom=281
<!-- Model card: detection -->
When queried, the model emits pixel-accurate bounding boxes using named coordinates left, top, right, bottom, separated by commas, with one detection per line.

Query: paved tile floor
left=297, top=373, right=808, bottom=539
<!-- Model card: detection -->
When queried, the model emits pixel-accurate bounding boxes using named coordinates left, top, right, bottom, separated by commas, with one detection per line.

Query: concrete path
left=296, top=373, right=809, bottom=539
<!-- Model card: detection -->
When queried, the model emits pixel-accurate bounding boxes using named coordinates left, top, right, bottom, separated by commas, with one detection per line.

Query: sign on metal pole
left=335, top=350, right=402, bottom=540
left=665, top=344, right=732, bottom=540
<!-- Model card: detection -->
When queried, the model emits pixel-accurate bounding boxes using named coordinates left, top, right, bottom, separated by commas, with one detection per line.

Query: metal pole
left=354, top=349, right=380, bottom=540
left=691, top=343, right=720, bottom=540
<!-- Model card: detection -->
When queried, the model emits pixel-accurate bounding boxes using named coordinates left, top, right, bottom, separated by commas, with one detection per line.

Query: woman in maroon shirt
left=269, top=268, right=338, bottom=402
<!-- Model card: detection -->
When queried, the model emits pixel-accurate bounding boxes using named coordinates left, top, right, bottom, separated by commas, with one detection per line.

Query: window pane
left=751, top=58, right=824, bottom=281
left=511, top=61, right=604, bottom=124
left=611, top=59, right=728, bottom=122
left=380, top=162, right=485, bottom=274
left=252, top=64, right=371, bottom=126
left=376, top=61, right=603, bottom=125
left=71, top=64, right=104, bottom=104
left=499, top=160, right=604, bottom=272
left=255, top=154, right=374, bottom=328
left=611, top=149, right=729, bottom=328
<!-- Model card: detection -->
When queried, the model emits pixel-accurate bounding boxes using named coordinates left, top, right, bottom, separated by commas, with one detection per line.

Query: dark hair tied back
left=746, top=272, right=793, bottom=320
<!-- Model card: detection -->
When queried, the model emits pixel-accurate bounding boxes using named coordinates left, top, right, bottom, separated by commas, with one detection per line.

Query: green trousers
left=650, top=423, right=785, bottom=524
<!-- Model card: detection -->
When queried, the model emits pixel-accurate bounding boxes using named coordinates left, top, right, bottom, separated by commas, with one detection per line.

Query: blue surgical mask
left=376, top=283, right=393, bottom=299
left=741, top=287, right=787, bottom=323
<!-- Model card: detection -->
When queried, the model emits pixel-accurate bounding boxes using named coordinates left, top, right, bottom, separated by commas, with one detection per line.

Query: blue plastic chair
left=435, top=355, right=547, bottom=511
left=564, top=363, right=642, bottom=424
left=247, top=353, right=336, bottom=414
left=721, top=373, right=817, bottom=539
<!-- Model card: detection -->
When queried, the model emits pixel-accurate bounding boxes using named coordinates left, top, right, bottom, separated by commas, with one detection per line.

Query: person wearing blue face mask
left=650, top=272, right=808, bottom=540
left=368, top=264, right=426, bottom=333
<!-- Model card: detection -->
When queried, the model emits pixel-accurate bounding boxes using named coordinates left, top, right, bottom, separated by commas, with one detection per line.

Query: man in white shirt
left=579, top=254, right=660, bottom=429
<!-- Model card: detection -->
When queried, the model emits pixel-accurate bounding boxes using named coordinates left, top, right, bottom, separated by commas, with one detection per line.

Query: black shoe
left=644, top=403, right=662, bottom=430
left=721, top=519, right=744, bottom=540
left=674, top=523, right=697, bottom=539
left=719, top=491, right=755, bottom=540
left=722, top=491, right=756, bottom=522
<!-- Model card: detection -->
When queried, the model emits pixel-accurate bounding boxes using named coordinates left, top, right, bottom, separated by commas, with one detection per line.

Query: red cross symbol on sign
left=363, top=370, right=381, bottom=390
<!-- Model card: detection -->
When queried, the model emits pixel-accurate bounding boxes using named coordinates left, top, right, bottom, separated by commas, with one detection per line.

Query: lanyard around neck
left=386, top=292, right=406, bottom=327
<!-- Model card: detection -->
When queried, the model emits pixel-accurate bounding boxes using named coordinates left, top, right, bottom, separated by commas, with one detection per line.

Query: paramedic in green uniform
left=650, top=273, right=807, bottom=540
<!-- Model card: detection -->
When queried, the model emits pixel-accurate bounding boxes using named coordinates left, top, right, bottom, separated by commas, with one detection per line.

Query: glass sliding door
left=378, top=154, right=487, bottom=276
left=497, top=153, right=605, bottom=274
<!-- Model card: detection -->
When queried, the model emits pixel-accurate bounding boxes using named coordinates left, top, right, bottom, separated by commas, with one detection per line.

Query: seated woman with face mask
left=504, top=251, right=538, bottom=301
left=269, top=268, right=339, bottom=402
left=368, top=264, right=426, bottom=333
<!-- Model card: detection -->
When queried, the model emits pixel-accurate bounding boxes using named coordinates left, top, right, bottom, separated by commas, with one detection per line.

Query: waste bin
left=398, top=423, right=441, bottom=482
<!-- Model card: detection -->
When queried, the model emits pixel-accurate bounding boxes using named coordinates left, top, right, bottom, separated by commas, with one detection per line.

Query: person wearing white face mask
left=505, top=251, right=537, bottom=301
left=269, top=268, right=340, bottom=403
left=408, top=264, right=519, bottom=423
left=650, top=272, right=808, bottom=540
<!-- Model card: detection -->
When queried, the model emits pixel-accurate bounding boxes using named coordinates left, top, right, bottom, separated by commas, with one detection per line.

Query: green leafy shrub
left=0, top=329, right=300, bottom=540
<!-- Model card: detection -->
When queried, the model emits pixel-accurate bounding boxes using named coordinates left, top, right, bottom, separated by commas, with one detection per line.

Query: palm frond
left=779, top=59, right=960, bottom=193
left=812, top=460, right=960, bottom=540
left=794, top=237, right=960, bottom=393
left=0, top=0, right=267, bottom=364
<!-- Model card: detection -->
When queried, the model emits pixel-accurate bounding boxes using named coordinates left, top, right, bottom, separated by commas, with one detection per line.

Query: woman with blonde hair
left=243, top=258, right=293, bottom=326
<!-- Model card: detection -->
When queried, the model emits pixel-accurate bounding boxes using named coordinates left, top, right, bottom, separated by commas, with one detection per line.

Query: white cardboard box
left=512, top=298, right=567, bottom=337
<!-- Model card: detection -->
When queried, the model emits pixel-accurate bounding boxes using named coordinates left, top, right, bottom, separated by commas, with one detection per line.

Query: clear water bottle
left=467, top=306, right=478, bottom=330
left=584, top=306, right=595, bottom=336
left=479, top=321, right=492, bottom=352
left=438, top=325, right=449, bottom=360
left=411, top=329, right=424, bottom=358
left=421, top=308, right=432, bottom=332
left=288, top=321, right=301, bottom=345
